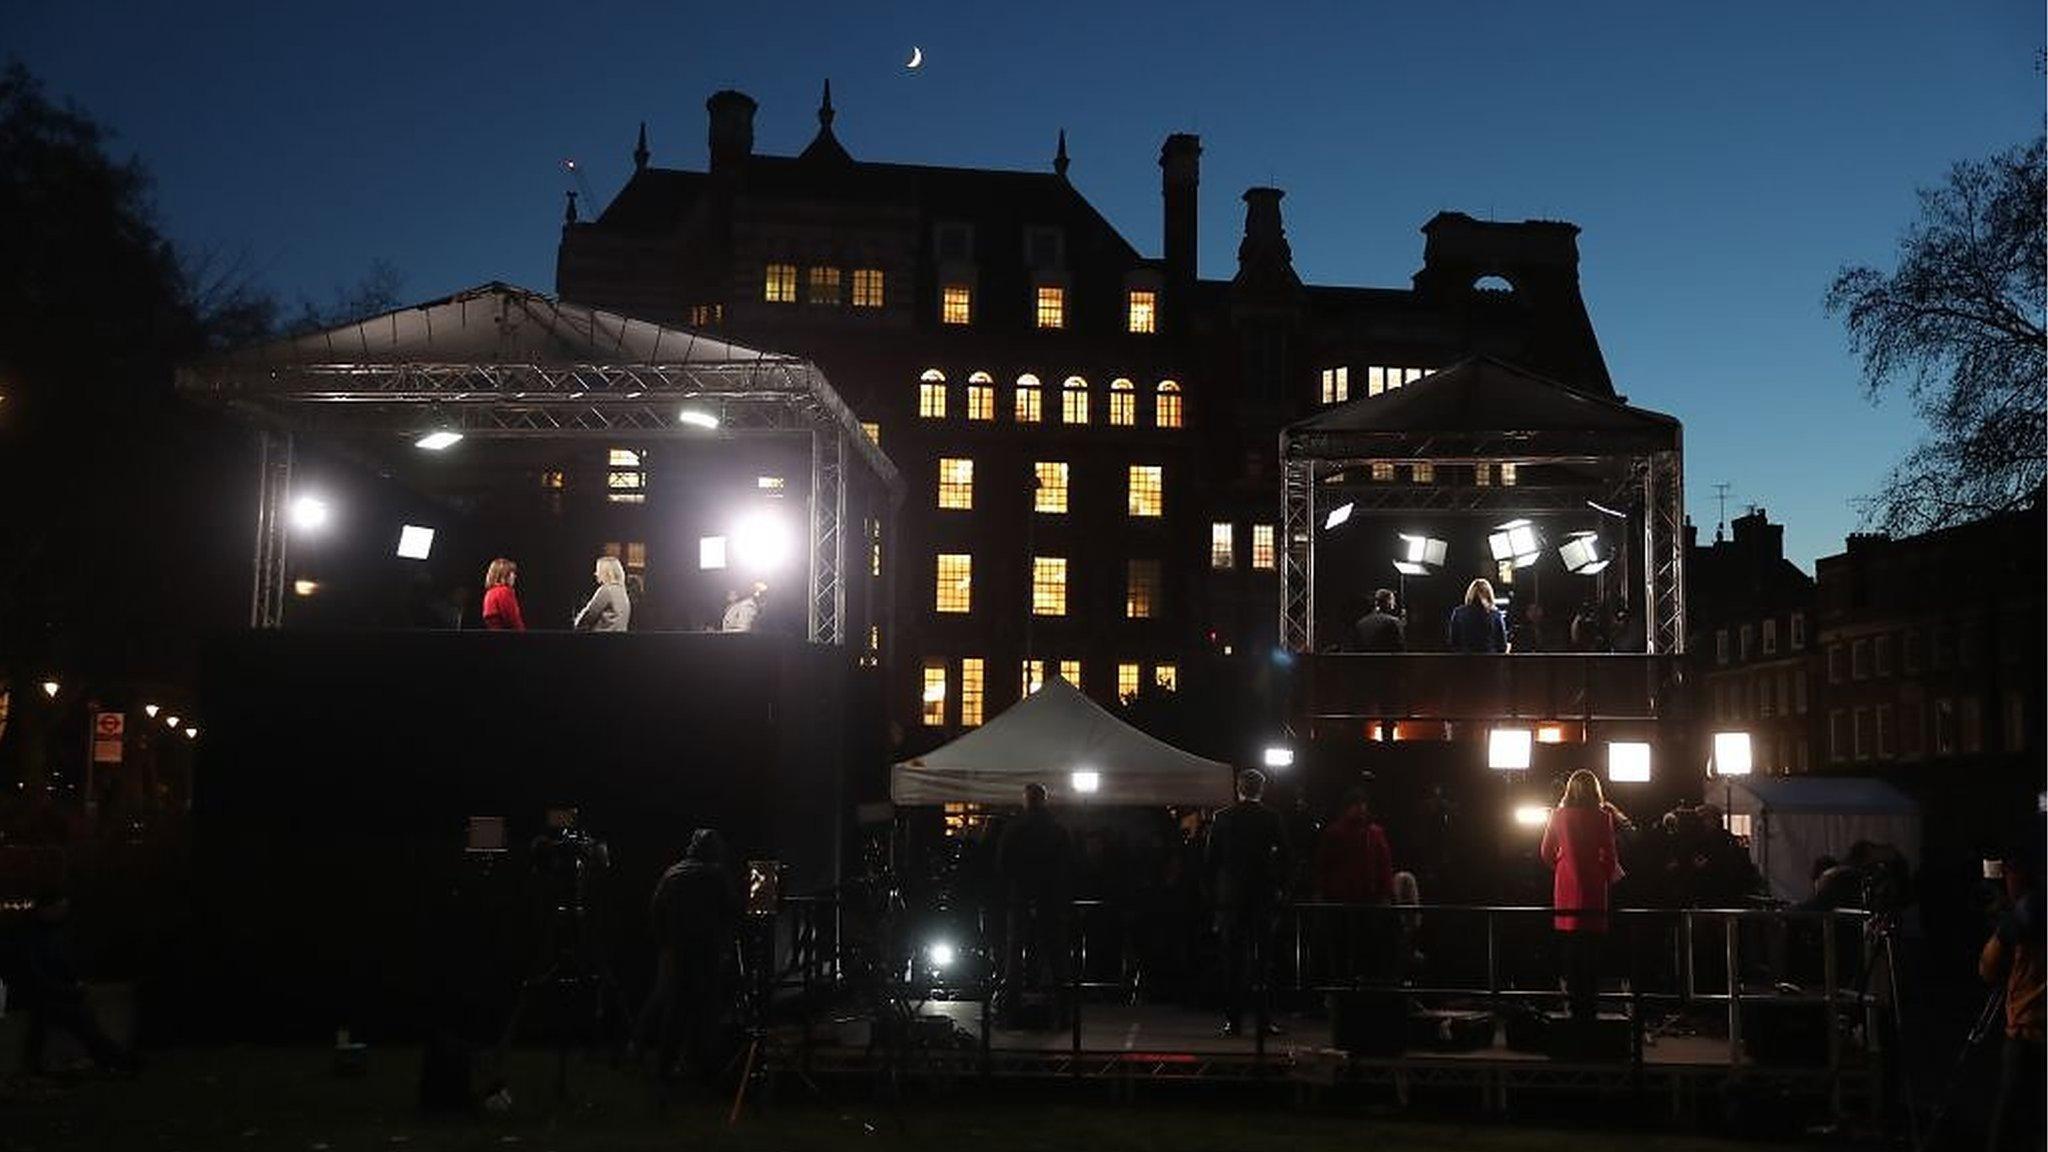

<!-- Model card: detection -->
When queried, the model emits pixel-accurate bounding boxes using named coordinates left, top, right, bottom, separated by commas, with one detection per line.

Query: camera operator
left=1980, top=842, right=2044, bottom=1152
left=636, top=828, right=739, bottom=1080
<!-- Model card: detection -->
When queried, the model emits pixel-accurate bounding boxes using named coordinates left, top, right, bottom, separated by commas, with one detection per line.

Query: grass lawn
left=1, top=1046, right=1822, bottom=1152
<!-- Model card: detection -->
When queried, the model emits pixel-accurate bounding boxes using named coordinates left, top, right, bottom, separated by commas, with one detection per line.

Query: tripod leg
left=726, top=1036, right=759, bottom=1127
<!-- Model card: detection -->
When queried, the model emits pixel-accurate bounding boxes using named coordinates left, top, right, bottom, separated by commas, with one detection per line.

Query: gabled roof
left=201, top=282, right=781, bottom=370
left=1289, top=355, right=1675, bottom=438
left=891, top=677, right=1234, bottom=807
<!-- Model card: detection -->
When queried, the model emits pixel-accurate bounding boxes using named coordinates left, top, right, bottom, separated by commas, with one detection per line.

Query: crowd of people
left=1337, top=579, right=1642, bottom=654
left=474, top=556, right=768, bottom=635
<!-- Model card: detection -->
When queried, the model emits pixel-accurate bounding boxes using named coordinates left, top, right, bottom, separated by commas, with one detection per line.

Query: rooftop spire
left=564, top=189, right=579, bottom=226
left=633, top=121, right=649, bottom=171
left=1053, top=128, right=1069, bottom=179
left=798, top=78, right=852, bottom=165
left=818, top=78, right=835, bottom=130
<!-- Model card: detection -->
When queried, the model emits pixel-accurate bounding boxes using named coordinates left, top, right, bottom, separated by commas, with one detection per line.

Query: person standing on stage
left=721, top=582, right=766, bottom=633
left=1316, top=788, right=1396, bottom=984
left=1353, top=589, right=1407, bottom=653
left=1446, top=578, right=1509, bottom=653
left=481, top=558, right=526, bottom=631
left=572, top=555, right=632, bottom=633
left=1540, top=770, right=1627, bottom=1024
left=996, top=782, right=1073, bottom=1026
left=1207, top=769, right=1291, bottom=1037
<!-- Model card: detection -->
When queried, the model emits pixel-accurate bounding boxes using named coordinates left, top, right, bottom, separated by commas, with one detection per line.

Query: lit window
left=1015, top=374, right=1043, bottom=422
left=1059, top=659, right=1081, bottom=688
left=1368, top=366, right=1388, bottom=397
left=1251, top=524, right=1275, bottom=570
left=1154, top=663, right=1178, bottom=692
left=852, top=268, right=885, bottom=308
left=1410, top=462, right=1434, bottom=484
left=688, top=303, right=723, bottom=326
left=942, top=284, right=972, bottom=325
left=1475, top=463, right=1492, bottom=487
left=966, top=372, right=995, bottom=421
left=869, top=519, right=882, bottom=578
left=764, top=263, right=797, bottom=303
left=607, top=448, right=647, bottom=504
left=1371, top=462, right=1394, bottom=482
left=1127, top=560, right=1161, bottom=619
left=1320, top=367, right=1349, bottom=404
left=1021, top=660, right=1045, bottom=697
left=1128, top=465, right=1163, bottom=517
left=1118, top=663, right=1141, bottom=701
left=1128, top=290, right=1156, bottom=334
left=1036, top=286, right=1065, bottom=330
left=935, top=553, right=972, bottom=614
left=540, top=469, right=565, bottom=491
left=1109, top=378, right=1135, bottom=426
left=1500, top=462, right=1518, bottom=487
left=919, top=369, right=947, bottom=419
left=1034, top=462, right=1069, bottom=513
left=961, top=658, right=985, bottom=727
left=1062, top=376, right=1089, bottom=424
left=937, top=457, right=974, bottom=510
left=1210, top=522, right=1235, bottom=569
left=922, top=660, right=948, bottom=726
left=861, top=421, right=881, bottom=446
left=1032, top=556, right=1067, bottom=616
left=1155, top=380, right=1182, bottom=428
left=757, top=475, right=785, bottom=491
left=1496, top=560, right=1515, bottom=586
left=807, top=266, right=842, bottom=305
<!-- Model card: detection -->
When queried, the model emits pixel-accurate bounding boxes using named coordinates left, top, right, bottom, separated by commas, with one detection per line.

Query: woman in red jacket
left=481, top=558, right=526, bottom=631
left=1539, top=769, right=1627, bottom=1022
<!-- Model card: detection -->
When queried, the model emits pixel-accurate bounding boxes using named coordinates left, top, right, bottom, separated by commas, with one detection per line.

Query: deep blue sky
left=10, top=1, right=2039, bottom=569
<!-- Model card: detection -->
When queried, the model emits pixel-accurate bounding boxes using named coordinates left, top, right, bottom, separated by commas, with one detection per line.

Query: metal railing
left=1302, top=652, right=1683, bottom=722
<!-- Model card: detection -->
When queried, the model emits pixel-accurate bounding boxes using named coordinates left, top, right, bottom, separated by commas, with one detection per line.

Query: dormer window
left=941, top=284, right=972, bottom=325
left=1025, top=227, right=1064, bottom=269
left=1035, top=286, right=1065, bottom=330
left=1127, top=290, right=1156, bottom=334
left=935, top=223, right=974, bottom=262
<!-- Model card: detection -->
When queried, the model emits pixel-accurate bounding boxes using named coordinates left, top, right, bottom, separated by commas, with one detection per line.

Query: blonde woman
left=1539, top=769, right=1628, bottom=1022
left=573, top=555, right=632, bottom=633
left=481, top=558, right=525, bottom=631
left=1446, top=578, right=1509, bottom=653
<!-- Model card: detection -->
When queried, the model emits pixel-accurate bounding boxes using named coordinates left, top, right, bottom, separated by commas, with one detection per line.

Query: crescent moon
left=906, top=46, right=924, bottom=69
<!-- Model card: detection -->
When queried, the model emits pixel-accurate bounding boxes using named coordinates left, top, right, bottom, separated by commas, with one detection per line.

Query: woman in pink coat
left=1539, top=770, right=1628, bottom=1022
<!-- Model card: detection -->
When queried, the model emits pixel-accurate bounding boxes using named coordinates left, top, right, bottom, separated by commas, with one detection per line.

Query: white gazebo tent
left=1723, top=776, right=1922, bottom=902
left=891, top=678, right=1236, bottom=807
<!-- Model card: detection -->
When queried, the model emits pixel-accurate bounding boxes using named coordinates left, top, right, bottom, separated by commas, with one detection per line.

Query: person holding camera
left=637, top=828, right=740, bottom=1079
left=1980, top=843, right=2044, bottom=1152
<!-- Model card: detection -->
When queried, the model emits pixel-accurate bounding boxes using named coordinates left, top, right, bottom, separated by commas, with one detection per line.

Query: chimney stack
left=1160, top=134, right=1201, bottom=290
left=706, top=90, right=757, bottom=175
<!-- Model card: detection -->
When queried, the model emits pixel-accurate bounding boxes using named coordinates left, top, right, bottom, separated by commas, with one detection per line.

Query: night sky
left=8, top=0, right=2038, bottom=568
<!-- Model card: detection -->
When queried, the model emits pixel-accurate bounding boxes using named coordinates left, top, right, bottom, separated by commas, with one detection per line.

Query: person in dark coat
left=1353, top=589, right=1406, bottom=652
left=637, top=829, right=740, bottom=1077
left=996, top=783, right=1073, bottom=1023
left=1206, top=769, right=1291, bottom=1036
left=19, top=890, right=136, bottom=1075
left=1539, top=771, right=1628, bottom=1023
left=1446, top=578, right=1509, bottom=653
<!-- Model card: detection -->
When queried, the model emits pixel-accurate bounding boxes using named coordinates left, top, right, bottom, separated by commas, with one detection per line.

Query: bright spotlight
left=698, top=536, right=728, bottom=570
left=144, top=703, right=160, bottom=718
left=1513, top=804, right=1551, bottom=828
left=290, top=496, right=331, bottom=531
left=1608, top=741, right=1651, bottom=783
left=1394, top=533, right=1447, bottom=577
left=677, top=407, right=719, bottom=430
left=165, top=715, right=181, bottom=729
left=1262, top=745, right=1295, bottom=769
left=1488, top=518, right=1542, bottom=567
left=1586, top=500, right=1628, bottom=520
left=926, top=941, right=956, bottom=970
left=1712, top=731, right=1753, bottom=777
left=413, top=430, right=463, bottom=451
left=1070, top=770, right=1101, bottom=794
left=184, top=727, right=199, bottom=740
left=396, top=525, right=435, bottom=560
left=1323, top=502, right=1355, bottom=530
left=40, top=680, right=59, bottom=698
left=731, top=512, right=795, bottom=572
left=293, top=579, right=320, bottom=597
left=1560, top=532, right=1609, bottom=575
left=1488, top=727, right=1533, bottom=771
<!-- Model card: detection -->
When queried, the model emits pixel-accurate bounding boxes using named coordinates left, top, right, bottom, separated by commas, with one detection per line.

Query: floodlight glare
left=1070, top=770, right=1101, bottom=794
left=40, top=680, right=59, bottom=698
left=396, top=525, right=435, bottom=560
left=1262, top=745, right=1295, bottom=769
left=144, top=703, right=160, bottom=718
left=1398, top=533, right=1448, bottom=569
left=1560, top=532, right=1609, bottom=575
left=1323, top=502, right=1355, bottom=530
left=1392, top=561, right=1431, bottom=576
left=1608, top=741, right=1652, bottom=783
left=293, top=579, right=320, bottom=597
left=413, top=430, right=463, bottom=451
left=1488, top=727, right=1533, bottom=771
left=165, top=715, right=181, bottom=729
left=290, top=496, right=331, bottom=531
left=1513, top=804, right=1551, bottom=828
left=676, top=407, right=719, bottom=430
left=699, top=536, right=728, bottom=570
left=1586, top=500, right=1628, bottom=520
left=1712, top=731, right=1753, bottom=777
left=731, top=512, right=794, bottom=572
left=184, top=727, right=199, bottom=740
left=922, top=681, right=947, bottom=704
left=926, top=941, right=956, bottom=969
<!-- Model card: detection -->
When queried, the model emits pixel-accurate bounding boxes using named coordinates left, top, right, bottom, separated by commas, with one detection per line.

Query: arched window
left=1155, top=380, right=1183, bottom=429
left=1474, top=274, right=1515, bottom=293
left=1109, top=378, right=1136, bottom=426
left=919, top=369, right=946, bottom=419
left=1061, top=376, right=1089, bottom=425
left=966, top=371, right=995, bottom=421
left=1014, top=373, right=1043, bottom=423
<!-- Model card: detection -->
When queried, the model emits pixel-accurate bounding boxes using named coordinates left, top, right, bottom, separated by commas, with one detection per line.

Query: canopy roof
left=1725, top=776, right=1918, bottom=816
left=891, top=678, right=1235, bottom=807
left=1725, top=776, right=1921, bottom=902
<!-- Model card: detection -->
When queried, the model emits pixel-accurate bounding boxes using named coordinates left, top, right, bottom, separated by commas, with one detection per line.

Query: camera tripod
left=1911, top=983, right=2005, bottom=1152
left=493, top=895, right=625, bottom=1109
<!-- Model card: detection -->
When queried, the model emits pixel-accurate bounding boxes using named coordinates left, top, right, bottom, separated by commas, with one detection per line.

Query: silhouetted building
left=556, top=86, right=1626, bottom=744
left=1685, top=508, right=1817, bottom=775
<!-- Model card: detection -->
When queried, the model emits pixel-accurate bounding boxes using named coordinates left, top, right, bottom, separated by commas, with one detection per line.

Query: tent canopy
left=1725, top=776, right=1922, bottom=902
left=891, top=678, right=1235, bottom=807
